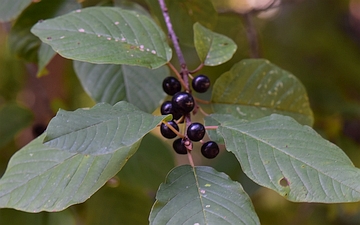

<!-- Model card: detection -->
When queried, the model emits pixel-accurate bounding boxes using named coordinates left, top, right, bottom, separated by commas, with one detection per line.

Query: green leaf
left=0, top=132, right=139, bottom=212
left=37, top=43, right=56, bottom=77
left=204, top=114, right=242, bottom=145
left=44, top=101, right=168, bottom=155
left=217, top=114, right=360, bottom=203
left=118, top=133, right=175, bottom=190
left=149, top=165, right=260, bottom=225
left=0, top=0, right=32, bottom=22
left=8, top=0, right=80, bottom=62
left=73, top=61, right=168, bottom=113
left=31, top=7, right=172, bottom=69
left=211, top=59, right=314, bottom=126
left=0, top=102, right=167, bottom=212
left=0, top=103, right=33, bottom=148
left=194, top=22, right=237, bottom=66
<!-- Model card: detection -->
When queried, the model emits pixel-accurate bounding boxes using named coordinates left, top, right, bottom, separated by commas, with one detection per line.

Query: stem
left=205, top=125, right=218, bottom=130
left=194, top=97, right=211, bottom=104
left=159, top=0, right=195, bottom=166
left=187, top=150, right=195, bottom=167
left=158, top=0, right=190, bottom=88
left=162, top=120, right=185, bottom=138
left=167, top=62, right=188, bottom=89
left=189, top=63, right=204, bottom=74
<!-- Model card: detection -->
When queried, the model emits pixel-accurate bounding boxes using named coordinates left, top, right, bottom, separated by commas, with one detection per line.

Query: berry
left=160, top=101, right=182, bottom=120
left=187, top=122, right=205, bottom=142
left=192, top=75, right=210, bottom=93
left=173, top=138, right=188, bottom=154
left=162, top=77, right=181, bottom=96
left=160, top=121, right=179, bottom=139
left=201, top=141, right=219, bottom=159
left=171, top=92, right=195, bottom=114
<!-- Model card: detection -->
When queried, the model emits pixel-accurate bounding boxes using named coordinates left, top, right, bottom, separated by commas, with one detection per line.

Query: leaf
left=0, top=133, right=138, bottom=212
left=217, top=114, right=360, bottom=203
left=73, top=61, right=168, bottom=113
left=0, top=103, right=33, bottom=148
left=8, top=0, right=80, bottom=62
left=0, top=0, right=32, bottom=22
left=31, top=7, right=172, bottom=69
left=204, top=114, right=242, bottom=145
left=194, top=22, right=237, bottom=66
left=211, top=59, right=314, bottom=126
left=44, top=101, right=168, bottom=155
left=149, top=165, right=260, bottom=225
left=36, top=43, right=57, bottom=77
left=118, top=133, right=175, bottom=190
left=0, top=102, right=167, bottom=212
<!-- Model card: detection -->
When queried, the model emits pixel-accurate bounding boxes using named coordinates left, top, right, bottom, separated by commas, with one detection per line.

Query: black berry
left=192, top=75, right=210, bottom=93
left=173, top=138, right=188, bottom=154
left=162, top=77, right=181, bottom=96
left=171, top=92, right=195, bottom=114
left=187, top=122, right=205, bottom=142
left=201, top=141, right=219, bottom=159
left=160, top=121, right=179, bottom=139
left=160, top=101, right=182, bottom=120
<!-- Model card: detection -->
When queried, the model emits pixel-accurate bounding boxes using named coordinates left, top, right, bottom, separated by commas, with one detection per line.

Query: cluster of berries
left=159, top=74, right=219, bottom=159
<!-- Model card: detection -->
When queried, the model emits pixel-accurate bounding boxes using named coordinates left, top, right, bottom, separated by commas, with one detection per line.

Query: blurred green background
left=1, top=0, right=360, bottom=224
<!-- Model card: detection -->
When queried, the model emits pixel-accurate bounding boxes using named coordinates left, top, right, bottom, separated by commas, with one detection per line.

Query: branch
left=158, top=0, right=190, bottom=90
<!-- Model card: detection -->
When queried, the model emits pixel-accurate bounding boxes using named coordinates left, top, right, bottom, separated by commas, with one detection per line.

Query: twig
left=205, top=126, right=218, bottom=130
left=187, top=150, right=195, bottom=167
left=167, top=62, right=188, bottom=90
left=194, top=97, right=211, bottom=104
left=162, top=120, right=185, bottom=138
left=158, top=0, right=190, bottom=89
left=159, top=0, right=195, bottom=167
left=189, top=63, right=204, bottom=74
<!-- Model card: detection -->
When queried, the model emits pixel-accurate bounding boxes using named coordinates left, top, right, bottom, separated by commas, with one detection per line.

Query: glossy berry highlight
left=192, top=74, right=210, bottom=93
left=201, top=141, right=219, bottom=159
left=160, top=121, right=179, bottom=139
left=162, top=76, right=181, bottom=96
left=172, top=138, right=188, bottom=154
left=171, top=92, right=195, bottom=114
left=187, top=122, right=205, bottom=142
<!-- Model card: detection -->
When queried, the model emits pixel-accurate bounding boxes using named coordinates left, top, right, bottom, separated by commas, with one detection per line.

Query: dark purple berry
left=201, top=141, right=219, bottom=159
left=192, top=75, right=210, bottom=93
left=171, top=92, right=195, bottom=114
left=162, top=77, right=181, bottom=96
left=187, top=122, right=205, bottom=142
left=160, top=101, right=182, bottom=120
left=160, top=101, right=172, bottom=115
left=173, top=138, right=188, bottom=154
left=160, top=121, right=179, bottom=139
